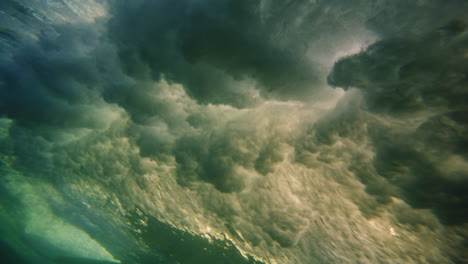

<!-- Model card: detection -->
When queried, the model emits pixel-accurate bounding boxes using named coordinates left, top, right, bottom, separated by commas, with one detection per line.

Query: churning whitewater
left=0, top=0, right=467, bottom=263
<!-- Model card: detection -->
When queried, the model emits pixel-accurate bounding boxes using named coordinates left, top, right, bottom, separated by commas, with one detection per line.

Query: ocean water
left=0, top=0, right=467, bottom=263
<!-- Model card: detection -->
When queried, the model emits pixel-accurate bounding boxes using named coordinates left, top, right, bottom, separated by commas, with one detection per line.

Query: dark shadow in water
left=53, top=257, right=121, bottom=264
left=0, top=240, right=29, bottom=264
left=134, top=214, right=264, bottom=264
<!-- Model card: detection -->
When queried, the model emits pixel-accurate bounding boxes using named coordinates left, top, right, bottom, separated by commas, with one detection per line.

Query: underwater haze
left=1, top=0, right=467, bottom=263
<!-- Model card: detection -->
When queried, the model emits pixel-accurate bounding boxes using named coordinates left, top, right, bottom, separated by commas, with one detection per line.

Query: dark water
left=1, top=0, right=467, bottom=263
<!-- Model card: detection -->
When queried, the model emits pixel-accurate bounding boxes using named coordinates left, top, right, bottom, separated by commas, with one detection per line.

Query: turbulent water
left=0, top=0, right=467, bottom=263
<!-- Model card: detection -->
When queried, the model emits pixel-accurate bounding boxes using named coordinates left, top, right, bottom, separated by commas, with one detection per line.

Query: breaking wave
left=0, top=0, right=467, bottom=263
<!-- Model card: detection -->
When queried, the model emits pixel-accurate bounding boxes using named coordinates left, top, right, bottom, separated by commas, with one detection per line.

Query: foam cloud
left=1, top=0, right=467, bottom=263
left=328, top=23, right=468, bottom=226
left=328, top=21, right=468, bottom=114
